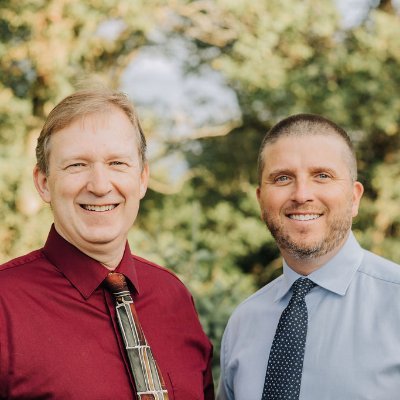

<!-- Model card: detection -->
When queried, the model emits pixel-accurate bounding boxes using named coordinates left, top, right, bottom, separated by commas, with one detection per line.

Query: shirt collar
left=42, top=225, right=140, bottom=299
left=274, top=231, right=363, bottom=302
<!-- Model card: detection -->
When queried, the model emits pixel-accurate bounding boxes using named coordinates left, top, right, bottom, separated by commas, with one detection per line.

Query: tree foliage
left=1, top=0, right=400, bottom=381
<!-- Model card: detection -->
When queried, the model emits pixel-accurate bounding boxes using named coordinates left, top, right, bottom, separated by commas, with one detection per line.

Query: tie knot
left=291, top=278, right=316, bottom=299
left=104, top=272, right=130, bottom=295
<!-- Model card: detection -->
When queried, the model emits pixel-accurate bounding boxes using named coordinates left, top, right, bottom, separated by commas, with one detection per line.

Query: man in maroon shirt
left=0, top=88, right=214, bottom=399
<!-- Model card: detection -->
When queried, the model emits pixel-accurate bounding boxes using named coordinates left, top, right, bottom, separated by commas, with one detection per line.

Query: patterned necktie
left=261, top=278, right=316, bottom=400
left=104, top=272, right=169, bottom=400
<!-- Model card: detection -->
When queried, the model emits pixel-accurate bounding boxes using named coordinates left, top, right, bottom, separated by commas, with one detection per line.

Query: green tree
left=1, top=0, right=400, bottom=382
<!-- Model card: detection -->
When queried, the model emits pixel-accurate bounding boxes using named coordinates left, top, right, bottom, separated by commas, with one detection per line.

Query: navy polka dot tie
left=261, top=278, right=316, bottom=400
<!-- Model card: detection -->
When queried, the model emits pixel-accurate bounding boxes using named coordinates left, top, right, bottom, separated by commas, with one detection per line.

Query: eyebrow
left=266, top=169, right=293, bottom=179
left=58, top=152, right=135, bottom=162
left=266, top=166, right=338, bottom=179
left=105, top=153, right=135, bottom=161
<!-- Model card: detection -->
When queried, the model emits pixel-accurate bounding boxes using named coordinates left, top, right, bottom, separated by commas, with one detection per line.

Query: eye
left=275, top=175, right=290, bottom=183
left=109, top=161, right=130, bottom=169
left=316, top=173, right=330, bottom=179
left=66, top=162, right=86, bottom=169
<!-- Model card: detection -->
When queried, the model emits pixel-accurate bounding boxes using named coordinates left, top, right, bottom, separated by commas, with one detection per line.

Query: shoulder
left=131, top=253, right=183, bottom=282
left=236, top=274, right=283, bottom=310
left=0, top=249, right=44, bottom=274
left=130, top=254, right=206, bottom=333
left=131, top=254, right=192, bottom=297
left=358, top=249, right=400, bottom=287
left=0, top=250, right=47, bottom=293
left=226, top=274, right=284, bottom=326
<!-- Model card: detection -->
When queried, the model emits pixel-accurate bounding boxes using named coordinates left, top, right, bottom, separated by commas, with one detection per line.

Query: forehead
left=262, top=133, right=351, bottom=173
left=48, top=108, right=139, bottom=156
left=69, top=106, right=134, bottom=133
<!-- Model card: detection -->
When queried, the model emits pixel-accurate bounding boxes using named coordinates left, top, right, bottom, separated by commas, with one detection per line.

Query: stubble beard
left=262, top=204, right=353, bottom=260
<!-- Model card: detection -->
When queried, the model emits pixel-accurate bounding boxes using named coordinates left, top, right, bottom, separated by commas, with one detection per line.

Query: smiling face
left=256, top=133, right=363, bottom=273
left=33, top=106, right=149, bottom=264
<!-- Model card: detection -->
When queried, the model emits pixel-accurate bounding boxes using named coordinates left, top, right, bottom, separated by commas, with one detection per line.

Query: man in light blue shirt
left=217, top=114, right=400, bottom=400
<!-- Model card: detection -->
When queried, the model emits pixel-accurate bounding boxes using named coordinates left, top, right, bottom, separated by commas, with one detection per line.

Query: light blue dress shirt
left=217, top=232, right=400, bottom=400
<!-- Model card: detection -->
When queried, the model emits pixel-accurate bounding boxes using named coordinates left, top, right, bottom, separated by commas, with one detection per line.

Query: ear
left=33, top=165, right=52, bottom=203
left=139, top=163, right=149, bottom=200
left=351, top=181, right=364, bottom=217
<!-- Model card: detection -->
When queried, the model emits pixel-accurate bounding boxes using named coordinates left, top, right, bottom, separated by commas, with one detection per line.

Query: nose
left=290, top=178, right=314, bottom=204
left=86, top=164, right=112, bottom=196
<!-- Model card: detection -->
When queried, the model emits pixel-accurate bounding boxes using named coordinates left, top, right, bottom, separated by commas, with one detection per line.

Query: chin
left=79, top=228, right=122, bottom=245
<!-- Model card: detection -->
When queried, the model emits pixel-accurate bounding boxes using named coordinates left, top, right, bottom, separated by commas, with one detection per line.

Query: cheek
left=259, top=191, right=286, bottom=212
left=51, top=178, right=83, bottom=201
left=119, top=175, right=144, bottom=197
left=323, top=189, right=354, bottom=212
left=259, top=200, right=284, bottom=223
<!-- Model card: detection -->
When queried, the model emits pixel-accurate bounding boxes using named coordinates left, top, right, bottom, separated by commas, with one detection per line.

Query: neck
left=54, top=226, right=126, bottom=270
left=281, top=232, right=350, bottom=276
left=76, top=244, right=125, bottom=270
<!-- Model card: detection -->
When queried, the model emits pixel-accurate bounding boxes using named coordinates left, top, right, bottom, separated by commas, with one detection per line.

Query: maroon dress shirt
left=0, top=226, right=214, bottom=399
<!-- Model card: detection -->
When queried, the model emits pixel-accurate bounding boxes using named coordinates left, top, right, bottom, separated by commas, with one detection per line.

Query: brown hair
left=36, top=87, right=147, bottom=175
left=257, top=113, right=357, bottom=184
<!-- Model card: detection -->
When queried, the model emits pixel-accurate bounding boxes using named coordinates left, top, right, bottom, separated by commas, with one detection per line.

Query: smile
left=80, top=204, right=118, bottom=212
left=288, top=214, right=321, bottom=221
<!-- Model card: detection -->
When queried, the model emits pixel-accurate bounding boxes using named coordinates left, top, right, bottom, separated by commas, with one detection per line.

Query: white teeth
left=289, top=214, right=320, bottom=221
left=82, top=204, right=116, bottom=212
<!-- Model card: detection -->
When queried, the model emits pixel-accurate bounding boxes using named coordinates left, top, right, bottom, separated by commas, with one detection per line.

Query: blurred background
left=1, top=0, right=400, bottom=381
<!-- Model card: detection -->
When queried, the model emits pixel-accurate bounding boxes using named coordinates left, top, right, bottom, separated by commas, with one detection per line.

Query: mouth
left=287, top=213, right=321, bottom=221
left=80, top=204, right=118, bottom=212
